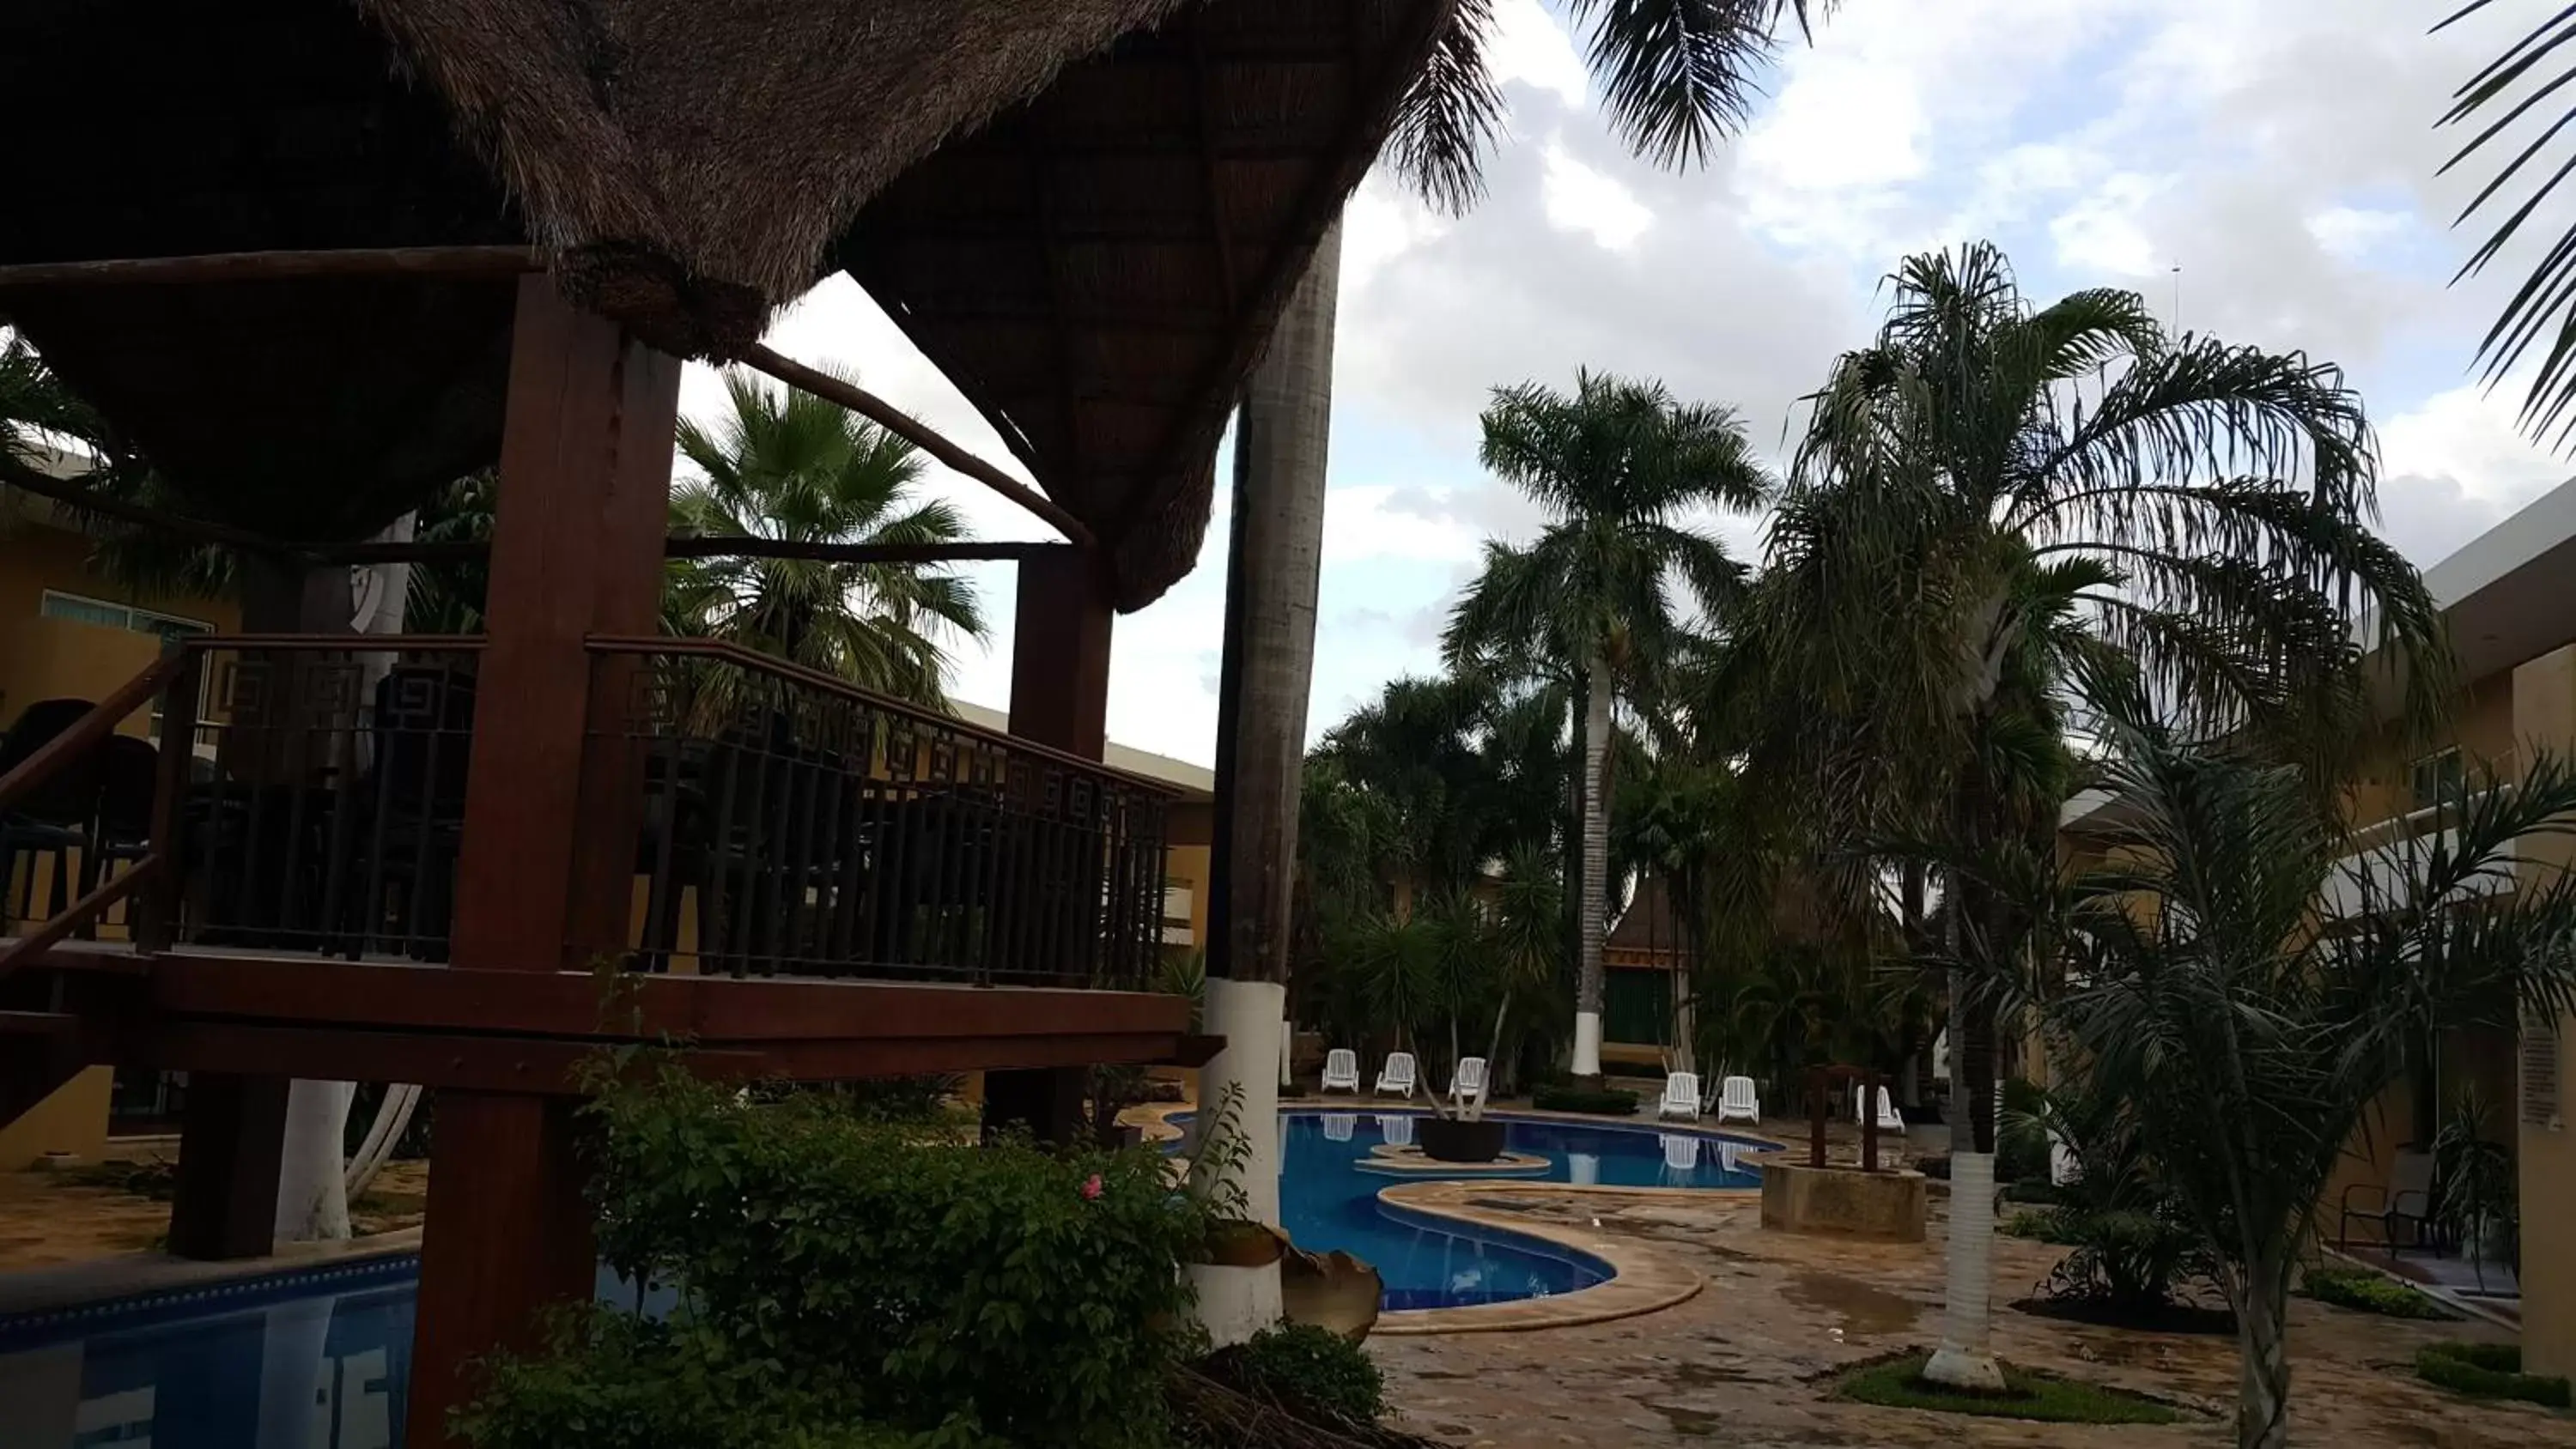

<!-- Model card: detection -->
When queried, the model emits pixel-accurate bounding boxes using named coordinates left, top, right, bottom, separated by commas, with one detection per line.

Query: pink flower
left=1081, top=1173, right=1103, bottom=1201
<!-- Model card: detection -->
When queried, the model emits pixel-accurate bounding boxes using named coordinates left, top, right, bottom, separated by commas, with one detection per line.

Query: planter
left=1759, top=1161, right=1928, bottom=1242
left=1417, top=1116, right=1506, bottom=1163
left=1204, top=1221, right=1285, bottom=1268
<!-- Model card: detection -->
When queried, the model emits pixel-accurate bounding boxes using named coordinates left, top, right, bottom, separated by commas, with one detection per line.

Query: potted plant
left=1413, top=893, right=1509, bottom=1162
left=2433, top=1088, right=2517, bottom=1294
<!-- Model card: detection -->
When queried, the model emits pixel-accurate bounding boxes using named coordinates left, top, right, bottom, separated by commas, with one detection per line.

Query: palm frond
left=2438, top=0, right=2576, bottom=446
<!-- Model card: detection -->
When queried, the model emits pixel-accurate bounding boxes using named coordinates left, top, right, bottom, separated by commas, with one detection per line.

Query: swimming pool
left=1269, top=1110, right=1766, bottom=1310
left=0, top=1113, right=1765, bottom=1446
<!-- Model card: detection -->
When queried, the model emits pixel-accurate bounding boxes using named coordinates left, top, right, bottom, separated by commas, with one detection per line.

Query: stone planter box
left=1417, top=1116, right=1506, bottom=1162
left=1759, top=1161, right=1927, bottom=1242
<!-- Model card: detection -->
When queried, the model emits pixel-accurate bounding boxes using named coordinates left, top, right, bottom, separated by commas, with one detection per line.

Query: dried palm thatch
left=1, top=0, right=1449, bottom=603
left=356, top=0, right=1196, bottom=357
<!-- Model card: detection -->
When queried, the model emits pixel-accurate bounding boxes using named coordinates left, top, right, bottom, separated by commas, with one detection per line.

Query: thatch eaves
left=0, top=0, right=1449, bottom=606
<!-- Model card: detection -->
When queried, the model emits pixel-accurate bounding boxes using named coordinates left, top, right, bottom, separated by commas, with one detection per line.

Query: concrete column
left=2514, top=644, right=2576, bottom=1376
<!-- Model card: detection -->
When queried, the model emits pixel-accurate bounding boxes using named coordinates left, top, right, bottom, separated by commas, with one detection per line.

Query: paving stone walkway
left=1370, top=1185, right=2570, bottom=1448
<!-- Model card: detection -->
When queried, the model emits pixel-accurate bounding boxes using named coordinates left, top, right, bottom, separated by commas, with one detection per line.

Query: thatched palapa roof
left=0, top=0, right=1449, bottom=607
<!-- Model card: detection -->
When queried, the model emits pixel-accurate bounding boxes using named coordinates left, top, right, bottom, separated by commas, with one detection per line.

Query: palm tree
left=671, top=367, right=985, bottom=707
left=2436, top=0, right=2576, bottom=446
left=1390, top=2, right=1828, bottom=212
left=2014, top=709, right=2576, bottom=1449
left=1444, top=372, right=1772, bottom=1084
left=1766, top=240, right=2448, bottom=1388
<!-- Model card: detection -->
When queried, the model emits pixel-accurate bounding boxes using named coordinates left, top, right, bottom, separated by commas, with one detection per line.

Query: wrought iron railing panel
left=2, top=634, right=1172, bottom=991
left=171, top=640, right=484, bottom=961
left=592, top=640, right=1173, bottom=987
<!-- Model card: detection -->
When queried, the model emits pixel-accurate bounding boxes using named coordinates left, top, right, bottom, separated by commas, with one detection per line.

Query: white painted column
left=1924, top=1150, right=2006, bottom=1390
left=1571, top=1012, right=1604, bottom=1081
left=1189, top=977, right=1286, bottom=1346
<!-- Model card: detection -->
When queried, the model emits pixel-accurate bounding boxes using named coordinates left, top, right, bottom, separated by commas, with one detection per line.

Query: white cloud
left=2382, top=380, right=2572, bottom=511
left=2307, top=205, right=2409, bottom=262
left=2050, top=173, right=2168, bottom=277
left=1485, top=0, right=1589, bottom=112
left=1540, top=140, right=1656, bottom=251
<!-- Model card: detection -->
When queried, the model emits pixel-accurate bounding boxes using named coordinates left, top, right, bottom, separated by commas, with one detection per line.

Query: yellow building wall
left=2516, top=644, right=2576, bottom=1378
left=0, top=1068, right=112, bottom=1171
left=0, top=520, right=240, bottom=731
left=0, top=522, right=239, bottom=1163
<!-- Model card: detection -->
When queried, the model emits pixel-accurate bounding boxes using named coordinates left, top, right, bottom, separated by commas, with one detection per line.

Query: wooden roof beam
left=738, top=343, right=1094, bottom=549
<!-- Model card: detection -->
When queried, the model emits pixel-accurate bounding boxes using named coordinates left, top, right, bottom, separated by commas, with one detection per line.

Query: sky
left=674, top=0, right=2574, bottom=769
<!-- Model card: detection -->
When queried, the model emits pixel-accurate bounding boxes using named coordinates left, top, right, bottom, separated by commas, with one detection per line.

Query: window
left=39, top=590, right=211, bottom=640
left=2409, top=747, right=2464, bottom=810
left=39, top=591, right=214, bottom=743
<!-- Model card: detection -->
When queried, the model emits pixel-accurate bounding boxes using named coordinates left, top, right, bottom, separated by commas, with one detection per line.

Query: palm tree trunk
left=1924, top=949, right=2005, bottom=1387
left=1571, top=655, right=1613, bottom=1084
left=2232, top=1255, right=2293, bottom=1449
left=1198, top=218, right=1340, bottom=1348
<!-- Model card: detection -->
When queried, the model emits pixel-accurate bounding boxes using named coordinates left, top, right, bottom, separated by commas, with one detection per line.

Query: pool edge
left=1368, top=1179, right=1704, bottom=1335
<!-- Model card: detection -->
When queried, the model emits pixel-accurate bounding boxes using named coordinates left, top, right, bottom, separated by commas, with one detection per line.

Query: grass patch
left=1832, top=1352, right=2184, bottom=1425
left=2301, top=1266, right=2454, bottom=1320
left=2416, top=1343, right=2573, bottom=1409
left=1530, top=1086, right=1639, bottom=1116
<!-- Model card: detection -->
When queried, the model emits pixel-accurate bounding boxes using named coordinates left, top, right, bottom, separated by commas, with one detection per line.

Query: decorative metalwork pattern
left=592, top=644, right=1176, bottom=987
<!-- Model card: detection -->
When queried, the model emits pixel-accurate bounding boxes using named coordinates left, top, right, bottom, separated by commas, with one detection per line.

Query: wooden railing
left=584, top=637, right=1176, bottom=988
left=0, top=633, right=1178, bottom=991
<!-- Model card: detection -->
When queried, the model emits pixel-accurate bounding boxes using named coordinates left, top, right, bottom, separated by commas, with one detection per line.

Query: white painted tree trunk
left=276, top=515, right=419, bottom=1244
left=1571, top=656, right=1613, bottom=1082
left=273, top=1079, right=355, bottom=1242
left=1924, top=965, right=2005, bottom=1390
left=1195, top=222, right=1338, bottom=1347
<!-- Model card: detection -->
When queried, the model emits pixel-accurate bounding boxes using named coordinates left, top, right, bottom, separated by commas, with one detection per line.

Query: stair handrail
left=0, top=852, right=161, bottom=979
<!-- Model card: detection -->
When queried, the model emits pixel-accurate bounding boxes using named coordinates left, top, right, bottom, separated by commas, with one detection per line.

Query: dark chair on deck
left=0, top=698, right=107, bottom=927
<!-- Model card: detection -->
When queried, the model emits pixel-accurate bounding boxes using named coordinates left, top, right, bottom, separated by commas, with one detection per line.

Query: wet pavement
left=1370, top=1185, right=2572, bottom=1448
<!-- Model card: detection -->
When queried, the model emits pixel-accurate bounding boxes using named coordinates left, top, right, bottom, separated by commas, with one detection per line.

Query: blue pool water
left=1268, top=1110, right=1765, bottom=1310
left=0, top=1113, right=1765, bottom=1447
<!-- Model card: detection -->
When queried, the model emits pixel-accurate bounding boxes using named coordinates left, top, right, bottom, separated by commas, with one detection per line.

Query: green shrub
left=2000, top=1209, right=2066, bottom=1242
left=2301, top=1267, right=2452, bottom=1320
left=1832, top=1352, right=2182, bottom=1424
left=2415, top=1342, right=2573, bottom=1408
left=1214, top=1325, right=1384, bottom=1426
left=1531, top=1085, right=1638, bottom=1115
left=458, top=1066, right=1210, bottom=1449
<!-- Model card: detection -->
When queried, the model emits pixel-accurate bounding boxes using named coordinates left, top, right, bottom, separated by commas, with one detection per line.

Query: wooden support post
left=167, top=1073, right=289, bottom=1258
left=408, top=278, right=681, bottom=1448
left=984, top=550, right=1116, bottom=1145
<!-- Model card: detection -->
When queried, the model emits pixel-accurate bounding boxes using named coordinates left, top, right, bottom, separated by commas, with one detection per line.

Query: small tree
left=2029, top=719, right=2576, bottom=1449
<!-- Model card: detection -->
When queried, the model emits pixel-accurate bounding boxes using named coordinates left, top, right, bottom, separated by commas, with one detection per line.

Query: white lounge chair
left=1321, top=1112, right=1357, bottom=1143
left=1448, top=1057, right=1489, bottom=1112
left=1712, top=1075, right=1760, bottom=1125
left=1660, top=1132, right=1700, bottom=1172
left=1320, top=1048, right=1361, bottom=1094
left=1658, top=1071, right=1704, bottom=1121
left=1377, top=1113, right=1415, bottom=1148
left=1854, top=1084, right=1905, bottom=1133
left=1375, top=1051, right=1419, bottom=1099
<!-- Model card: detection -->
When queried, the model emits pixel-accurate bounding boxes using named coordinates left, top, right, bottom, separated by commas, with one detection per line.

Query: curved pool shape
left=1272, top=1111, right=1767, bottom=1310
left=0, top=1113, right=1767, bottom=1446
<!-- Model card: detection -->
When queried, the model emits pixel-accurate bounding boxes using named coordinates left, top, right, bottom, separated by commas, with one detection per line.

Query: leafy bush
left=2002, top=1081, right=2218, bottom=1315
left=2000, top=1209, right=2067, bottom=1242
left=1210, top=1325, right=1385, bottom=1427
left=2415, top=1342, right=2572, bottom=1408
left=1531, top=1085, right=1637, bottom=1115
left=458, top=1065, right=1210, bottom=1449
left=2301, top=1267, right=2452, bottom=1320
